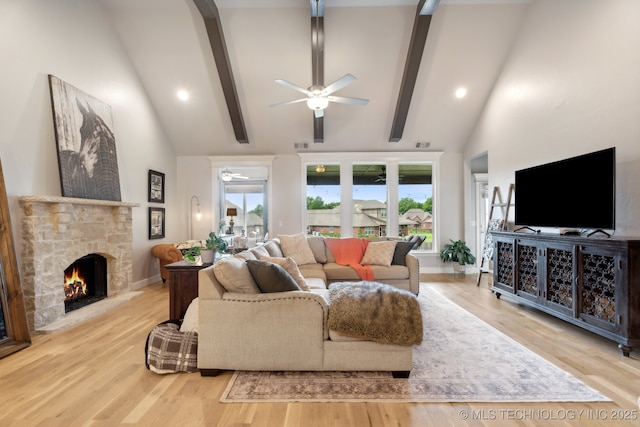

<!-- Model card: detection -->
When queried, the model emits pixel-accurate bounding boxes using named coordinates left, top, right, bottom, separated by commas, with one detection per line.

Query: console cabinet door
left=514, top=239, right=540, bottom=303
left=540, top=243, right=577, bottom=317
left=577, top=245, right=624, bottom=335
left=493, top=236, right=516, bottom=294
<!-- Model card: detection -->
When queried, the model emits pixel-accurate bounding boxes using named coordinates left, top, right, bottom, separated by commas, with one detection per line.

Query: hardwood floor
left=1, top=274, right=639, bottom=426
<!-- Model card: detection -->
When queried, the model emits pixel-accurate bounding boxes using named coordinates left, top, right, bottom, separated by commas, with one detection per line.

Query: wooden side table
left=165, top=260, right=212, bottom=320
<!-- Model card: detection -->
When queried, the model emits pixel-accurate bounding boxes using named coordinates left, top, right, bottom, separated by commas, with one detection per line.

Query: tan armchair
left=151, top=244, right=183, bottom=283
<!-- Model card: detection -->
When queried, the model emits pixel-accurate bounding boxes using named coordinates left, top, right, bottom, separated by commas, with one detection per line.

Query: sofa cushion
left=323, top=263, right=362, bottom=281
left=370, top=265, right=410, bottom=280
left=263, top=240, right=284, bottom=257
left=361, top=240, right=397, bottom=267
left=324, top=263, right=410, bottom=282
left=234, top=250, right=257, bottom=261
left=258, top=255, right=310, bottom=291
left=305, top=277, right=328, bottom=291
left=278, top=233, right=316, bottom=265
left=307, top=236, right=328, bottom=263
left=297, top=263, right=327, bottom=281
left=213, top=257, right=260, bottom=294
left=392, top=241, right=415, bottom=266
left=246, top=260, right=301, bottom=293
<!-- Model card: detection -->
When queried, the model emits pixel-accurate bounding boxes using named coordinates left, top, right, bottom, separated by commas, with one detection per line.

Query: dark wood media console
left=491, top=231, right=640, bottom=356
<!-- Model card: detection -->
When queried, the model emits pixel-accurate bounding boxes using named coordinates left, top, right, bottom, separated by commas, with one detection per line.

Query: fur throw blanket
left=328, top=281, right=423, bottom=346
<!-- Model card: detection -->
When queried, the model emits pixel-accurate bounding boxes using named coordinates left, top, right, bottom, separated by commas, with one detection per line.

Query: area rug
left=220, top=284, right=610, bottom=403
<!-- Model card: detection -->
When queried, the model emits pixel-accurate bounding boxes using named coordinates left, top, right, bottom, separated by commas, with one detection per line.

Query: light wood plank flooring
left=1, top=274, right=639, bottom=426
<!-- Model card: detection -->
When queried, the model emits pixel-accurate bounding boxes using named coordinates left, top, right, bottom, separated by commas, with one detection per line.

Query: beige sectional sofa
left=197, top=235, right=420, bottom=377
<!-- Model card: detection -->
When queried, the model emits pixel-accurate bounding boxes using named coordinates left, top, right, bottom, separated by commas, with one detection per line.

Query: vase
left=452, top=262, right=466, bottom=276
left=200, top=249, right=215, bottom=264
left=184, top=255, right=202, bottom=266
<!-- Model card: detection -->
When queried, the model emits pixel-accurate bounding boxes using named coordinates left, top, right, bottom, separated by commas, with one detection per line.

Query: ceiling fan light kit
left=220, top=169, right=248, bottom=181
left=306, top=96, right=329, bottom=111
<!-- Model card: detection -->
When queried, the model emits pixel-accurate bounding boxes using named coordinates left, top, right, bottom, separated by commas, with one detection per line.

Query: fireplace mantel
left=18, top=195, right=139, bottom=208
left=18, top=196, right=139, bottom=331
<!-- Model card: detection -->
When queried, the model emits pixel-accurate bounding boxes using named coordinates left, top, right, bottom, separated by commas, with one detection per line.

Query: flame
left=64, top=267, right=87, bottom=301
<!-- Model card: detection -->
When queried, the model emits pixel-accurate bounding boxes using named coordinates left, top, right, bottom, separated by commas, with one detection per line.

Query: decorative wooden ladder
left=476, top=183, right=514, bottom=286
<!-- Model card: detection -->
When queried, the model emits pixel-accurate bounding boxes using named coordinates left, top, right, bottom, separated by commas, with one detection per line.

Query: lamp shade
left=226, top=208, right=237, bottom=216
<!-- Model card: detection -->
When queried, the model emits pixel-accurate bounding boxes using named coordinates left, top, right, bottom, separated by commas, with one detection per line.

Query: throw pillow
left=263, top=240, right=284, bottom=257
left=307, top=236, right=328, bottom=263
left=258, top=255, right=310, bottom=291
left=251, top=244, right=270, bottom=258
left=180, top=298, right=198, bottom=333
left=278, top=233, right=317, bottom=265
left=361, top=240, right=397, bottom=267
left=246, top=260, right=301, bottom=293
left=234, top=250, right=257, bottom=261
left=392, top=241, right=415, bottom=266
left=412, top=234, right=426, bottom=249
left=213, top=257, right=260, bottom=294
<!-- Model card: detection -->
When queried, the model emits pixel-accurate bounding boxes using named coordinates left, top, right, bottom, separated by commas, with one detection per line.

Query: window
left=301, top=153, right=439, bottom=252
left=221, top=181, right=268, bottom=244
left=306, top=164, right=340, bottom=236
left=398, top=163, right=433, bottom=250
left=353, top=164, right=386, bottom=238
left=211, top=159, right=273, bottom=247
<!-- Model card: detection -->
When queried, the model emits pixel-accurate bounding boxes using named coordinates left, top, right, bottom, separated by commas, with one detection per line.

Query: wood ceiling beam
left=311, top=0, right=324, bottom=143
left=388, top=0, right=440, bottom=142
left=193, top=0, right=249, bottom=143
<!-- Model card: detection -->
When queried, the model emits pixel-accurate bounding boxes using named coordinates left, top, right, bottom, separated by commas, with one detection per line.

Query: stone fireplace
left=19, top=196, right=138, bottom=331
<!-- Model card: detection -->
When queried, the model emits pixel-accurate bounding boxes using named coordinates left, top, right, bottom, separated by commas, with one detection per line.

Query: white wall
left=0, top=0, right=177, bottom=286
left=464, top=0, right=640, bottom=237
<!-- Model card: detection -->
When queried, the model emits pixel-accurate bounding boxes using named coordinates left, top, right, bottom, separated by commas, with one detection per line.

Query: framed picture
left=148, top=170, right=165, bottom=203
left=48, top=75, right=122, bottom=201
left=149, top=207, right=165, bottom=239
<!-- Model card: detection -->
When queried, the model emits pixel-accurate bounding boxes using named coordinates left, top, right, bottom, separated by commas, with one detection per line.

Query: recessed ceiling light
left=177, top=89, right=190, bottom=101
left=455, top=87, right=467, bottom=99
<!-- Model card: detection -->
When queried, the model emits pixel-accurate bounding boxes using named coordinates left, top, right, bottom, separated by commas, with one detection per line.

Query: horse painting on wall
left=48, top=75, right=121, bottom=201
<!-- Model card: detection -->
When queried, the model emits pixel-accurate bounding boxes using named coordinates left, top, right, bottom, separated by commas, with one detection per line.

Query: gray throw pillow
left=246, top=260, right=301, bottom=293
left=392, top=241, right=415, bottom=266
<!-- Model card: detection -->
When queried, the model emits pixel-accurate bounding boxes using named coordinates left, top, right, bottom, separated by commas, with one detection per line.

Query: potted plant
left=440, top=239, right=476, bottom=275
left=201, top=232, right=228, bottom=263
left=183, top=246, right=202, bottom=265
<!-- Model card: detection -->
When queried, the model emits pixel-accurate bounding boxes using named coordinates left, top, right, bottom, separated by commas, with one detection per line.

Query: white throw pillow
left=258, top=255, right=310, bottom=291
left=361, top=241, right=397, bottom=267
left=213, top=257, right=260, bottom=293
left=278, top=233, right=317, bottom=265
left=180, top=297, right=199, bottom=333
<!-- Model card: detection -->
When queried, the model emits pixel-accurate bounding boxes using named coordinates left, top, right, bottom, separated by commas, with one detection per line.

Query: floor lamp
left=190, top=195, right=202, bottom=239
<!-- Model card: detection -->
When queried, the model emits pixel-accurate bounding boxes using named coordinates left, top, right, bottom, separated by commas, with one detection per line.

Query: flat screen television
left=514, top=147, right=616, bottom=231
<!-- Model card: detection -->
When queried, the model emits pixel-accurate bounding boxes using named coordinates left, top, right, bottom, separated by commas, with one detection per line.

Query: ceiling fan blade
left=323, top=74, right=356, bottom=95
left=327, top=96, right=369, bottom=106
left=274, top=79, right=311, bottom=96
left=270, top=98, right=308, bottom=107
left=314, top=109, right=324, bottom=119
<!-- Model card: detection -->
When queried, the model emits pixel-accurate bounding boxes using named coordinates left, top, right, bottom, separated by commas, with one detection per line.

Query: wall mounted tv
left=514, top=147, right=616, bottom=232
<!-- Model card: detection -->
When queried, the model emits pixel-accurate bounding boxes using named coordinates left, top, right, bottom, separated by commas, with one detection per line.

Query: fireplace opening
left=64, top=254, right=107, bottom=313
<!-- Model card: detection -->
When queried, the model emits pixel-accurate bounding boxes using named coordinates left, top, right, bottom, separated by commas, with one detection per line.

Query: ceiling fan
left=220, top=169, right=248, bottom=181
left=270, top=74, right=369, bottom=118
left=375, top=166, right=403, bottom=183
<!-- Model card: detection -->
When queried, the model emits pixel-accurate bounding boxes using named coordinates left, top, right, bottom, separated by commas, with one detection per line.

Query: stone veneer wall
left=18, top=196, right=138, bottom=331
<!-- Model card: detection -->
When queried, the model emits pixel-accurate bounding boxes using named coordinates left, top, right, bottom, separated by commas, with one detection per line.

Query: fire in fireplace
left=63, top=254, right=107, bottom=313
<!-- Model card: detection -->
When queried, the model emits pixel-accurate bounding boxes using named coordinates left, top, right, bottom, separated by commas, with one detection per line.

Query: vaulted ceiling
left=100, top=0, right=529, bottom=156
